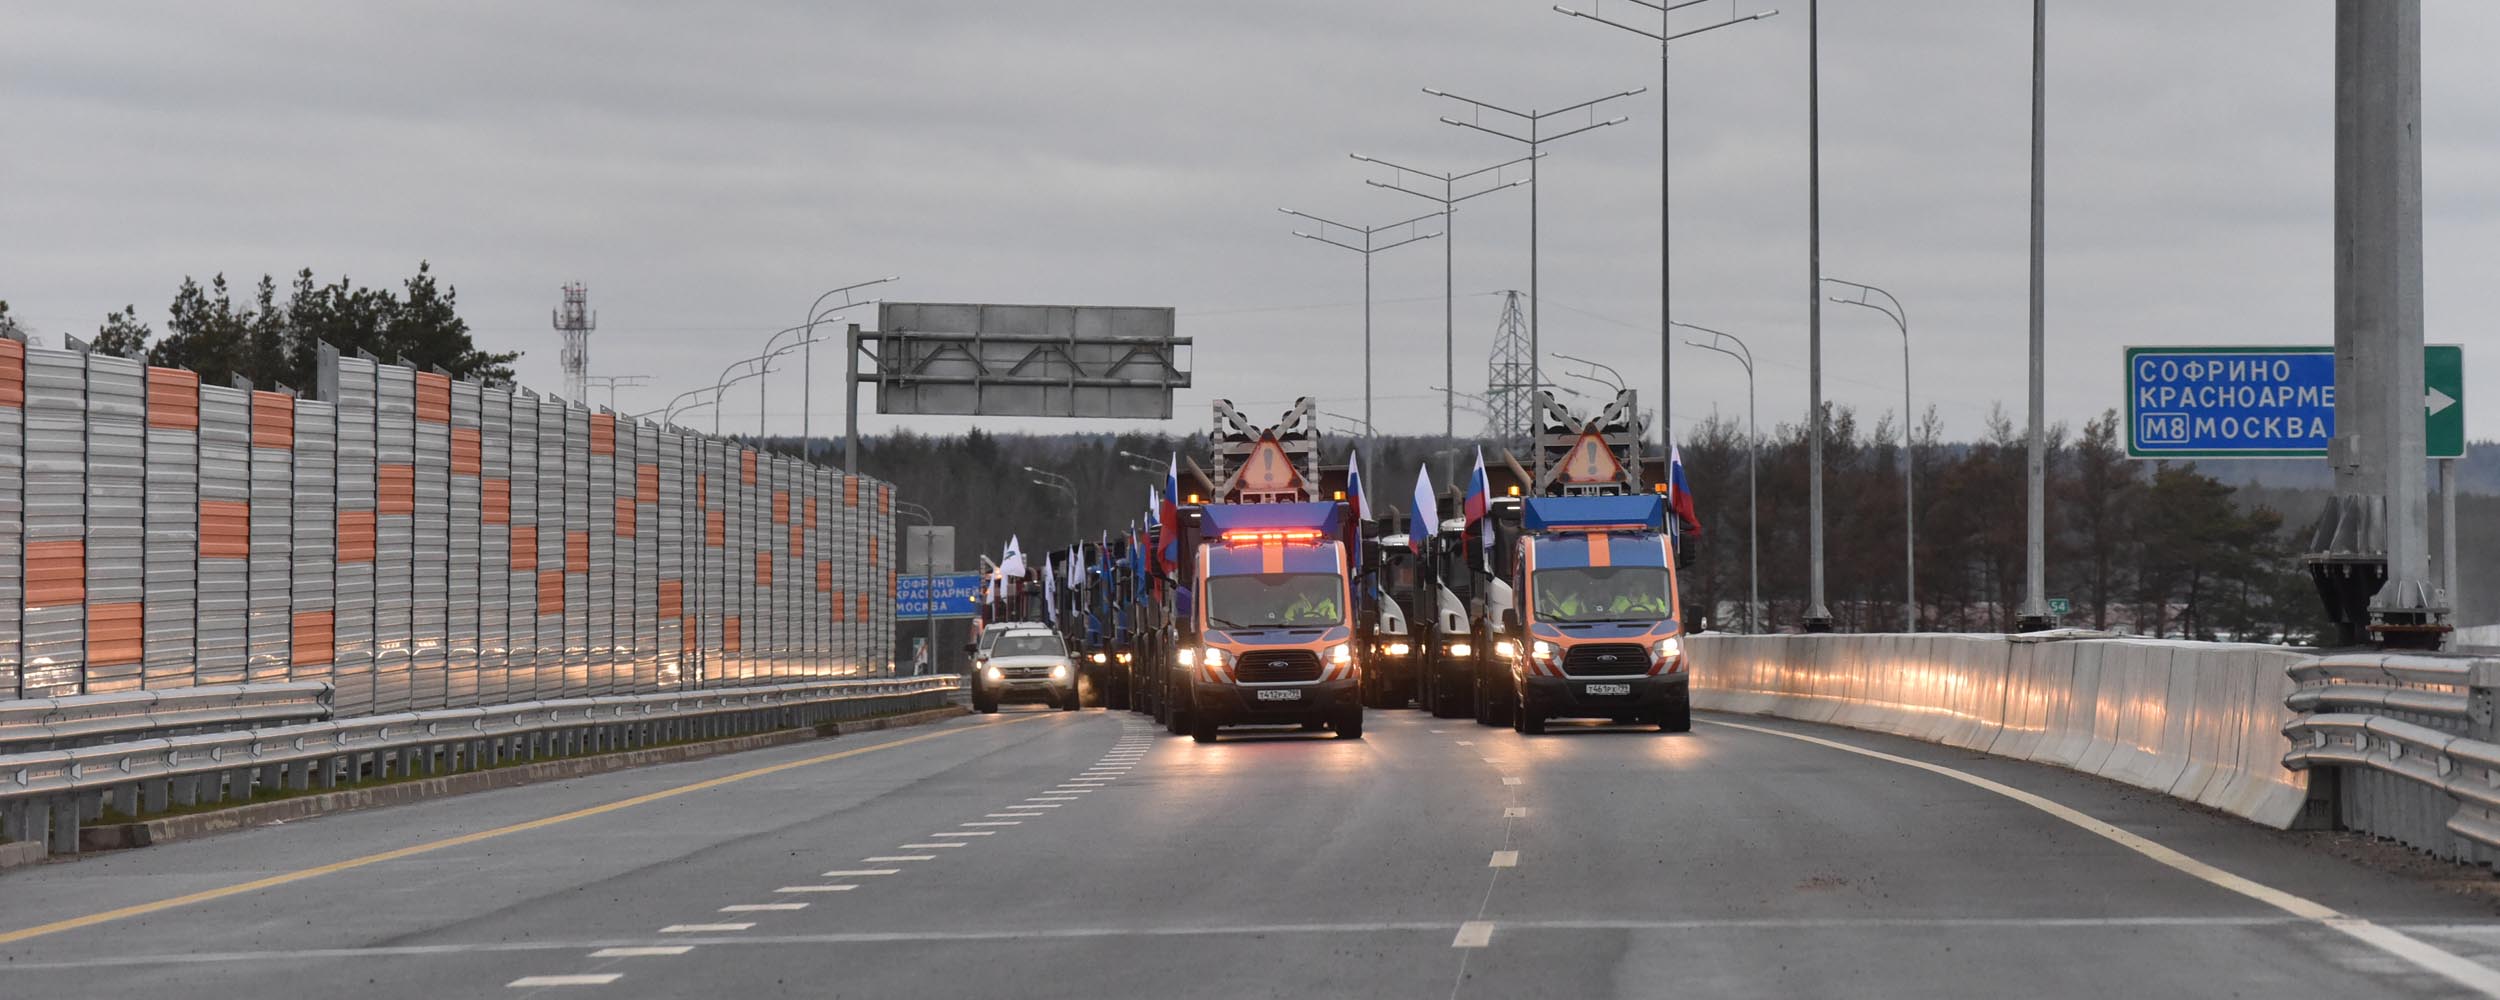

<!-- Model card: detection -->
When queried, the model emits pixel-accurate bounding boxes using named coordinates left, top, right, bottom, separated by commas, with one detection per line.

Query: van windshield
left=1205, top=573, right=1343, bottom=629
left=1533, top=567, right=1673, bottom=623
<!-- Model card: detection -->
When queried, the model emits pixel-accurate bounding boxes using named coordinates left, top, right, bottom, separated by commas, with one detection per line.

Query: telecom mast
left=1483, top=290, right=1532, bottom=451
left=552, top=283, right=595, bottom=401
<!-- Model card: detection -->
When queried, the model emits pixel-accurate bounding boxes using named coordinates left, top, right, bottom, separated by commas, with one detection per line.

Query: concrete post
left=50, top=795, right=80, bottom=854
left=143, top=777, right=171, bottom=815
left=2335, top=0, right=2445, bottom=645
left=111, top=783, right=139, bottom=819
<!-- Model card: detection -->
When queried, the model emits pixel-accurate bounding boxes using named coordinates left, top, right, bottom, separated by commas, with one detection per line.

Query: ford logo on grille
left=1267, top=660, right=1291, bottom=669
left=1597, top=654, right=1620, bottom=663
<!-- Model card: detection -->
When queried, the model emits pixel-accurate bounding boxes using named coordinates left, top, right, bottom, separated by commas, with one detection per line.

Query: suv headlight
left=1051, top=663, right=1071, bottom=682
left=1493, top=639, right=1519, bottom=659
left=1653, top=636, right=1683, bottom=659
left=1447, top=641, right=1473, bottom=657
left=983, top=665, right=1003, bottom=683
left=1327, top=643, right=1353, bottom=665
left=1530, top=640, right=1556, bottom=661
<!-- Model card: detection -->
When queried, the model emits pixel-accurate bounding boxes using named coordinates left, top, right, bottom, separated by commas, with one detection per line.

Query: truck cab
left=1359, top=527, right=1418, bottom=710
left=1502, top=495, right=1689, bottom=732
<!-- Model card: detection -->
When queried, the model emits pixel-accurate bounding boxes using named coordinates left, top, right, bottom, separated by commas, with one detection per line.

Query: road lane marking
left=660, top=923, right=754, bottom=933
left=1504, top=807, right=1528, bottom=818
left=989, top=812, right=1043, bottom=817
left=1009, top=804, right=1061, bottom=809
left=0, top=716, right=1040, bottom=946
left=899, top=843, right=965, bottom=849
left=1705, top=718, right=2500, bottom=999
left=936, top=830, right=996, bottom=836
left=1452, top=922, right=1495, bottom=948
left=721, top=904, right=808, bottom=912
left=1488, top=851, right=1519, bottom=868
left=774, top=885, right=857, bottom=894
left=1454, top=740, right=1473, bottom=746
left=1051, top=788, right=1096, bottom=794
left=963, top=820, right=1021, bottom=826
left=819, top=869, right=900, bottom=877
left=1482, top=757, right=1500, bottom=764
left=864, top=856, right=934, bottom=862
left=1501, top=777, right=1522, bottom=786
left=590, top=946, right=693, bottom=957
left=508, top=974, right=621, bottom=987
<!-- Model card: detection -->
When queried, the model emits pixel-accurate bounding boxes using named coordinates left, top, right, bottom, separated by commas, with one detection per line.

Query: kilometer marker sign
left=2125, top=345, right=2463, bottom=459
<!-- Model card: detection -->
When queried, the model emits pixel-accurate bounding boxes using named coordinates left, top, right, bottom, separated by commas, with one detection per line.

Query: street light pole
left=795, top=276, right=901, bottom=463
left=1279, top=207, right=1443, bottom=435
left=1349, top=153, right=1536, bottom=438
left=1024, top=466, right=1081, bottom=542
left=1428, top=84, right=1643, bottom=473
left=1825, top=277, right=1916, bottom=633
left=2017, top=0, right=2053, bottom=632
left=1675, top=321, right=1757, bottom=635
left=1553, top=0, right=1779, bottom=454
left=1801, top=0, right=1832, bottom=632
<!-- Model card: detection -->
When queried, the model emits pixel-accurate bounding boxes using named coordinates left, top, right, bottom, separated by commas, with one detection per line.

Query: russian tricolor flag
left=1462, top=446, right=1491, bottom=549
left=1668, top=439, right=1702, bottom=537
left=1158, top=453, right=1182, bottom=572
left=1409, top=464, right=1435, bottom=554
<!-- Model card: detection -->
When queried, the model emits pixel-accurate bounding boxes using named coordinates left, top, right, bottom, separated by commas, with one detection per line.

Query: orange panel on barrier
left=292, top=611, right=335, bottom=666
left=856, top=593, right=869, bottom=621
left=378, top=464, right=415, bottom=515
left=88, top=602, right=143, bottom=667
left=482, top=479, right=511, bottom=524
left=450, top=427, right=482, bottom=476
left=706, top=510, right=725, bottom=547
left=589, top=412, right=615, bottom=455
left=200, top=500, right=251, bottom=559
left=817, top=560, right=832, bottom=592
left=756, top=552, right=773, bottom=587
left=509, top=525, right=538, bottom=570
left=566, top=531, right=588, bottom=574
left=831, top=590, right=846, bottom=620
left=251, top=391, right=294, bottom=449
left=538, top=570, right=565, bottom=615
left=844, top=477, right=859, bottom=507
left=772, top=491, right=789, bottom=524
left=741, top=450, right=757, bottom=485
left=724, top=616, right=742, bottom=652
left=637, top=463, right=659, bottom=504
left=0, top=339, right=24, bottom=408
left=415, top=372, right=451, bottom=424
left=24, top=540, right=82, bottom=607
left=146, top=368, right=199, bottom=429
left=338, top=511, right=377, bottom=563
left=804, top=496, right=819, bottom=530
left=658, top=579, right=683, bottom=620
left=614, top=497, right=636, bottom=537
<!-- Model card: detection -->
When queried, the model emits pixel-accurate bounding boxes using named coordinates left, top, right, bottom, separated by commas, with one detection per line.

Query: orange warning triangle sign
left=1238, top=437, right=1298, bottom=494
left=1561, top=431, right=1622, bottom=484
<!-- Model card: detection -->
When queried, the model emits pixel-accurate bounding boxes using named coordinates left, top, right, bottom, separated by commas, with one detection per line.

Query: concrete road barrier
left=1691, top=633, right=2311, bottom=829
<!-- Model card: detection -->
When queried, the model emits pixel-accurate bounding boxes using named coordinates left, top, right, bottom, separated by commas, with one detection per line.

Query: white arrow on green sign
left=2125, top=345, right=2464, bottom=459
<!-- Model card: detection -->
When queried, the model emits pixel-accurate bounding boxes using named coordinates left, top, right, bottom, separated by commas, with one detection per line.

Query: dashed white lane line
left=819, top=869, right=901, bottom=877
left=1501, top=777, right=1522, bottom=786
left=508, top=974, right=621, bottom=987
left=963, top=820, right=1022, bottom=826
left=990, top=812, right=1043, bottom=817
left=1454, top=740, right=1473, bottom=746
left=1504, top=807, right=1528, bottom=818
left=1488, top=851, right=1519, bottom=868
left=900, top=842, right=966, bottom=849
left=1451, top=922, right=1495, bottom=948
left=590, top=946, right=692, bottom=957
left=774, top=885, right=858, bottom=894
left=720, top=903, right=809, bottom=913
left=1481, top=757, right=1501, bottom=764
left=1051, top=788, right=1096, bottom=794
left=936, top=830, right=996, bottom=837
left=1009, top=804, right=1062, bottom=809
left=864, top=855, right=935, bottom=862
left=660, top=923, right=754, bottom=933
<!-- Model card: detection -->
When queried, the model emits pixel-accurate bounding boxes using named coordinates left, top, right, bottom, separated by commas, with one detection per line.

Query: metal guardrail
left=0, top=683, right=334, bottom=753
left=2281, top=651, right=2500, bottom=863
left=0, top=676, right=957, bottom=857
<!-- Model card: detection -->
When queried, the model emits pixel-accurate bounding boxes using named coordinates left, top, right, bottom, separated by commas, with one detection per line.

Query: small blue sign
left=896, top=573, right=984, bottom=619
left=2127, top=347, right=2336, bottom=458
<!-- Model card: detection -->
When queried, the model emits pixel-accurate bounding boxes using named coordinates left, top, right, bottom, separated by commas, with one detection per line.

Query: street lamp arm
left=1683, top=339, right=1753, bottom=376
left=1553, top=6, right=1667, bottom=42
left=1367, top=230, right=1442, bottom=255
left=1536, top=116, right=1634, bottom=145
left=1437, top=117, right=1535, bottom=145
left=1291, top=231, right=1371, bottom=255
left=1662, top=10, right=1778, bottom=42
left=1619, top=0, right=1722, bottom=14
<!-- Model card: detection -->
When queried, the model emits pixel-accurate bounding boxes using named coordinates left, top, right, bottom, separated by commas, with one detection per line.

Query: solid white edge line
left=508, top=973, right=622, bottom=987
left=1452, top=921, right=1495, bottom=948
left=590, top=946, right=693, bottom=957
left=1702, top=718, right=2500, bottom=999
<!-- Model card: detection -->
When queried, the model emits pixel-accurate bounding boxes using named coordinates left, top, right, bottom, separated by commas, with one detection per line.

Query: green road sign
left=2047, top=597, right=2072, bottom=617
left=2427, top=345, right=2464, bottom=459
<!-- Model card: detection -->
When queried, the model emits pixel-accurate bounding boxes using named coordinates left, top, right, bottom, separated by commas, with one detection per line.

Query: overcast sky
left=5, top=2, right=2495, bottom=445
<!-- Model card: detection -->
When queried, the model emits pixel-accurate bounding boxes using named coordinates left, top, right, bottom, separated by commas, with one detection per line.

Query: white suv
left=972, top=628, right=1079, bottom=713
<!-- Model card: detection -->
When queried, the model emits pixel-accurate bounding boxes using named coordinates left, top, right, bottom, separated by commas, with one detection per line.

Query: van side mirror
left=1499, top=609, right=1519, bottom=630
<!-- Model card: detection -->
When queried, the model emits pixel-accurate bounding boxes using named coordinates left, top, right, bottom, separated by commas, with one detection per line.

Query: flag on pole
left=1043, top=555, right=1058, bottom=624
left=999, top=535, right=1026, bottom=579
left=1409, top=464, right=1436, bottom=554
left=1462, top=447, right=1492, bottom=551
left=1667, top=439, right=1702, bottom=537
left=1158, top=453, right=1183, bottom=572
left=1345, top=448, right=1372, bottom=523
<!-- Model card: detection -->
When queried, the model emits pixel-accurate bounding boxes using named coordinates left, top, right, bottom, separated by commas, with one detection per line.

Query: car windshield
left=1533, top=566, right=1673, bottom=623
left=992, top=634, right=1064, bottom=657
left=1204, top=573, right=1344, bottom=629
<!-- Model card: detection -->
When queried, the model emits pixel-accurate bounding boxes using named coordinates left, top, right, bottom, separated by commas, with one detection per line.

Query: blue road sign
left=896, top=572, right=984, bottom=618
left=2126, top=345, right=2464, bottom=459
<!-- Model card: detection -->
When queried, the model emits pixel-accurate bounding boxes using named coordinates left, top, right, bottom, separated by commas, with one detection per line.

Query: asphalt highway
left=7, top=706, right=2500, bottom=999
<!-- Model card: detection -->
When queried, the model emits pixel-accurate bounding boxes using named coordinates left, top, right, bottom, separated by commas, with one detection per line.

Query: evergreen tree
left=91, top=305, right=152, bottom=359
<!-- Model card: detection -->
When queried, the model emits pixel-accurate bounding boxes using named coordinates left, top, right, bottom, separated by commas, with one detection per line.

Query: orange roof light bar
left=1219, top=528, right=1326, bottom=545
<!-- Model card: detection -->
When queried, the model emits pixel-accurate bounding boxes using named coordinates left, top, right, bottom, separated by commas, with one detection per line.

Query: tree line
left=2, top=263, right=517, bottom=391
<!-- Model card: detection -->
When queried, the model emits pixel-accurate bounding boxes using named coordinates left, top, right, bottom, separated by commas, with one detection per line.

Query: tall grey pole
left=1530, top=146, right=1541, bottom=419
left=2335, top=1, right=2440, bottom=642
left=845, top=324, right=862, bottom=474
left=1826, top=279, right=1915, bottom=633
left=1802, top=0, right=1831, bottom=632
left=2017, top=0, right=2053, bottom=631
left=1364, top=248, right=1373, bottom=433
left=2441, top=458, right=2457, bottom=625
left=1680, top=323, right=1756, bottom=635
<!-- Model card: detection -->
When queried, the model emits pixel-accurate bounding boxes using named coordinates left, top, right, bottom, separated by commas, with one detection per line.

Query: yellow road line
left=0, top=714, right=1041, bottom=946
left=1705, top=718, right=2500, bottom=998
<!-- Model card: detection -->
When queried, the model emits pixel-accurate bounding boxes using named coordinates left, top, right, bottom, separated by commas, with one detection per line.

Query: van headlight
left=1493, top=639, right=1519, bottom=659
left=1384, top=642, right=1412, bottom=657
left=1653, top=636, right=1683, bottom=659
left=1530, top=640, right=1556, bottom=662
left=1447, top=642, right=1473, bottom=657
left=1090, top=652, right=1108, bottom=664
left=1178, top=647, right=1197, bottom=667
left=1116, top=652, right=1133, bottom=664
left=1202, top=647, right=1227, bottom=667
left=1328, top=643, right=1353, bottom=665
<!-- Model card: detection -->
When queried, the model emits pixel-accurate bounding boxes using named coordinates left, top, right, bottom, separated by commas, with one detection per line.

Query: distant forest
left=793, top=407, right=2499, bottom=641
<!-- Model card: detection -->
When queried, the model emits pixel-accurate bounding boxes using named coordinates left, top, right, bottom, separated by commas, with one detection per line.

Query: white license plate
left=1583, top=683, right=1633, bottom=697
left=1255, top=688, right=1304, bottom=702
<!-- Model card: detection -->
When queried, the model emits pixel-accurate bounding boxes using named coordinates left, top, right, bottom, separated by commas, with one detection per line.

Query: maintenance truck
left=1468, top=390, right=1691, bottom=733
left=1148, top=399, right=1365, bottom=742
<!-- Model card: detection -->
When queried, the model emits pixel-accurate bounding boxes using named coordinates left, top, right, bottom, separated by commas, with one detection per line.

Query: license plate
left=1583, top=683, right=1632, bottom=697
left=1255, top=688, right=1304, bottom=702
